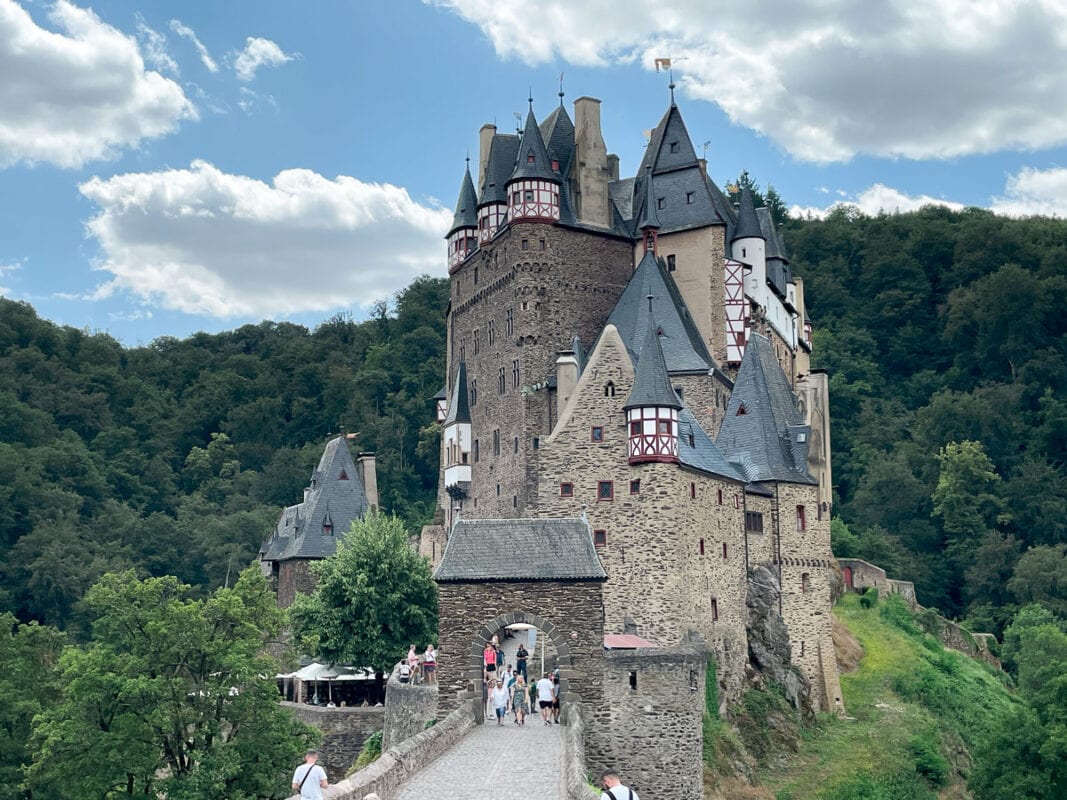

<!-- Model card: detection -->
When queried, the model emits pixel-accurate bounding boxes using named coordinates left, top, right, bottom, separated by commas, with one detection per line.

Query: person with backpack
left=600, top=770, right=639, bottom=800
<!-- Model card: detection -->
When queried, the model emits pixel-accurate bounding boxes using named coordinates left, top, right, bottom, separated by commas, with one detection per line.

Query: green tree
left=290, top=513, right=437, bottom=698
left=1009, top=545, right=1067, bottom=618
left=27, top=569, right=314, bottom=799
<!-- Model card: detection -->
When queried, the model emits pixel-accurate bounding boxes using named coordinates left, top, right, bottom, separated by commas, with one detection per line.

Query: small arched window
left=605, top=381, right=616, bottom=397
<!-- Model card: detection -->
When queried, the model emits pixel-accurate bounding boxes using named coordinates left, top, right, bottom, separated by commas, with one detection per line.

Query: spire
left=508, top=104, right=558, bottom=184
left=624, top=310, right=682, bottom=411
left=443, top=362, right=471, bottom=426
left=731, top=185, right=764, bottom=242
left=447, top=162, right=479, bottom=236
left=636, top=164, right=660, bottom=231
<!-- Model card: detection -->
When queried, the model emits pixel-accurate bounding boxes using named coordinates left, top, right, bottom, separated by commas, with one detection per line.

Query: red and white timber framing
left=724, top=258, right=748, bottom=365
left=447, top=230, right=477, bottom=270
left=478, top=203, right=506, bottom=244
left=626, top=406, right=680, bottom=464
left=507, top=179, right=560, bottom=223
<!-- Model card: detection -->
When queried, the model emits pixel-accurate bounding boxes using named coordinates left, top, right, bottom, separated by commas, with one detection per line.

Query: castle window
left=598, top=481, right=614, bottom=501
left=717, top=488, right=723, bottom=505
left=669, top=141, right=679, bottom=153
left=629, top=421, right=641, bottom=435
left=591, top=426, right=604, bottom=442
left=745, top=511, right=764, bottom=533
left=521, top=238, right=529, bottom=250
left=471, top=379, right=477, bottom=405
left=506, top=308, right=514, bottom=335
left=802, top=573, right=811, bottom=593
left=722, top=542, right=728, bottom=559
left=658, top=420, right=670, bottom=434
left=514, top=436, right=519, bottom=453
left=493, top=429, right=500, bottom=456
left=521, top=301, right=529, bottom=311
left=512, top=359, right=520, bottom=388
left=524, top=190, right=534, bottom=202
left=686, top=191, right=695, bottom=204
left=551, top=159, right=559, bottom=171
left=473, top=439, right=480, bottom=462
left=539, top=238, right=546, bottom=250
left=488, top=321, right=495, bottom=345
left=473, top=329, right=480, bottom=354
left=690, top=482, right=696, bottom=499
left=800, top=641, right=805, bottom=657
left=497, top=484, right=501, bottom=496
left=513, top=495, right=518, bottom=508
left=460, top=345, right=466, bottom=362
left=560, top=482, right=574, bottom=498
left=527, top=151, right=535, bottom=164
left=630, top=479, right=640, bottom=495
left=710, top=597, right=719, bottom=621
left=323, top=521, right=333, bottom=535
left=674, top=385, right=683, bottom=400
left=512, top=191, right=520, bottom=204
left=734, top=493, right=740, bottom=508
left=699, top=538, right=705, bottom=555
left=473, top=266, right=479, bottom=284
left=742, top=247, right=747, bottom=258
left=498, top=367, right=506, bottom=394
left=797, top=505, right=807, bottom=531
left=687, top=433, right=695, bottom=447
left=605, top=381, right=616, bottom=397
left=736, top=403, right=747, bottom=415
left=338, top=469, right=348, bottom=481
left=667, top=254, right=676, bottom=272
left=593, top=529, right=607, bottom=547
left=629, top=670, right=637, bottom=690
left=656, top=197, right=666, bottom=210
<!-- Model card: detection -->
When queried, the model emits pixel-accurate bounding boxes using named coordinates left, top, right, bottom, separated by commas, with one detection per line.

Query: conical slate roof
left=540, top=102, right=574, bottom=174
left=509, top=107, right=559, bottom=184
left=716, top=333, right=815, bottom=485
left=443, top=361, right=471, bottom=426
left=479, top=134, right=520, bottom=206
left=447, top=166, right=478, bottom=236
left=625, top=317, right=682, bottom=410
left=636, top=165, right=660, bottom=230
left=732, top=186, right=764, bottom=242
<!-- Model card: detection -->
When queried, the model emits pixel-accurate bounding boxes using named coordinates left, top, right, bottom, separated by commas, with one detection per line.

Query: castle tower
left=446, top=163, right=479, bottom=270
left=732, top=185, right=766, bottom=295
left=624, top=311, right=681, bottom=464
left=442, top=362, right=472, bottom=527
left=636, top=165, right=660, bottom=256
left=506, top=102, right=561, bottom=223
left=476, top=131, right=518, bottom=244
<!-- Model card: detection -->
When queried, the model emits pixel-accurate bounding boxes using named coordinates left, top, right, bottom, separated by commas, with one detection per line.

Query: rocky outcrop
left=745, top=564, right=813, bottom=717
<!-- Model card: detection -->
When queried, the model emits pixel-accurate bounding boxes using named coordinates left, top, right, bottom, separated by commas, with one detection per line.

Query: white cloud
left=135, top=15, right=177, bottom=75
left=237, top=86, right=278, bottom=114
left=232, top=36, right=296, bottom=81
left=0, top=259, right=23, bottom=295
left=0, top=0, right=196, bottom=169
left=169, top=18, right=218, bottom=72
left=78, top=161, right=452, bottom=317
left=991, top=166, right=1067, bottom=217
left=432, top=0, right=1067, bottom=163
left=790, top=184, right=964, bottom=219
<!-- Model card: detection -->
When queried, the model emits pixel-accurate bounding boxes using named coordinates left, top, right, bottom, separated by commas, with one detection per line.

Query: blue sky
left=2, top=0, right=1066, bottom=344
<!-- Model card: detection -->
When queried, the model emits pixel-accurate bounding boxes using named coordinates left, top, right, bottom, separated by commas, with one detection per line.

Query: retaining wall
left=561, top=701, right=601, bottom=800
left=382, top=662, right=438, bottom=752
left=282, top=702, right=384, bottom=779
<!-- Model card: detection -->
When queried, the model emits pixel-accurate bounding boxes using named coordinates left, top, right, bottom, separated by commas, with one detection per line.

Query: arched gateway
left=432, top=518, right=607, bottom=719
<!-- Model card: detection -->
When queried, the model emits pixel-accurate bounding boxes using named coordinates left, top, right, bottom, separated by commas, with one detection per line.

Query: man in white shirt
left=601, top=770, right=639, bottom=800
left=535, top=672, right=556, bottom=726
left=291, top=750, right=328, bottom=799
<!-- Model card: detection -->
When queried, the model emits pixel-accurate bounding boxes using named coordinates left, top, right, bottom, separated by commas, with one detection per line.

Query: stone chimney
left=356, top=453, right=379, bottom=512
left=573, top=97, right=610, bottom=228
left=478, top=124, right=496, bottom=193
left=555, top=350, right=579, bottom=420
left=607, top=154, right=620, bottom=182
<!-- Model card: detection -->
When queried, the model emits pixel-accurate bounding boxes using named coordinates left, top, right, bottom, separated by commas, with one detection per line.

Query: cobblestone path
left=391, top=715, right=564, bottom=800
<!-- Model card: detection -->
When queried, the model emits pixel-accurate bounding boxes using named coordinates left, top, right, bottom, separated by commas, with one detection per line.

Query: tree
left=26, top=569, right=314, bottom=799
left=289, top=513, right=437, bottom=699
left=1009, top=545, right=1067, bottom=618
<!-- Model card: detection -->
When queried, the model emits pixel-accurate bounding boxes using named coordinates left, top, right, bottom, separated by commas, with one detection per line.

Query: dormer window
left=669, top=141, right=679, bottom=153
left=323, top=522, right=333, bottom=535
left=657, top=197, right=666, bottom=210
left=686, top=191, right=695, bottom=204
left=527, top=150, right=535, bottom=164
left=338, top=469, right=349, bottom=480
left=736, top=404, right=747, bottom=416
left=551, top=159, right=559, bottom=171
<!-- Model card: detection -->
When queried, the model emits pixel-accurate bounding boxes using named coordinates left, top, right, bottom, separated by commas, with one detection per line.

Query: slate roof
left=732, top=186, right=764, bottom=242
left=678, top=406, right=744, bottom=481
left=540, top=103, right=575, bottom=175
left=448, top=166, right=478, bottom=236
left=479, top=134, right=520, bottom=206
left=758, top=207, right=793, bottom=302
left=259, top=436, right=370, bottom=562
left=625, top=317, right=681, bottom=410
left=609, top=177, right=636, bottom=220
left=444, top=361, right=471, bottom=426
left=604, top=250, right=715, bottom=374
left=433, top=385, right=447, bottom=401
left=635, top=165, right=660, bottom=231
left=716, top=332, right=816, bottom=485
left=434, top=518, right=607, bottom=582
left=509, top=107, right=559, bottom=184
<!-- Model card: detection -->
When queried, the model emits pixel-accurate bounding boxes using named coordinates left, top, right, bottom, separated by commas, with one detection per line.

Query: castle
left=421, top=85, right=841, bottom=717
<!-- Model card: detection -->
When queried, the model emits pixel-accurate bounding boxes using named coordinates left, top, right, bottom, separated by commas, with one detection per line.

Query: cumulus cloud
left=991, top=167, right=1067, bottom=217
left=432, top=0, right=1067, bottom=162
left=78, top=161, right=451, bottom=317
left=232, top=37, right=296, bottom=81
left=169, top=18, right=218, bottom=72
left=0, top=0, right=196, bottom=169
left=790, top=183, right=965, bottom=219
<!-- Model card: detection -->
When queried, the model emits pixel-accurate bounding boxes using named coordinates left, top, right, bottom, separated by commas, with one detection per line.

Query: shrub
left=879, top=594, right=920, bottom=635
left=350, top=730, right=383, bottom=773
left=860, top=587, right=879, bottom=609
left=909, top=730, right=949, bottom=787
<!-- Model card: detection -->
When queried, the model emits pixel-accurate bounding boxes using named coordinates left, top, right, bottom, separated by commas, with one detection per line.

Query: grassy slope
left=758, top=594, right=1018, bottom=800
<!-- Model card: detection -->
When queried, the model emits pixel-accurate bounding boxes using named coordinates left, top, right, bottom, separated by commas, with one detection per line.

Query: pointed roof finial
left=669, top=73, right=676, bottom=106
left=647, top=293, right=654, bottom=313
left=559, top=71, right=565, bottom=105
left=528, top=88, right=533, bottom=110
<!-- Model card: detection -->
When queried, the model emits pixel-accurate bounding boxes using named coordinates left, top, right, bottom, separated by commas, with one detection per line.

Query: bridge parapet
left=561, top=701, right=600, bottom=800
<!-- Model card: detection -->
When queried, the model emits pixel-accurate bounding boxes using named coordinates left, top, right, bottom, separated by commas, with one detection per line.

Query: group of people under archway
left=483, top=634, right=559, bottom=726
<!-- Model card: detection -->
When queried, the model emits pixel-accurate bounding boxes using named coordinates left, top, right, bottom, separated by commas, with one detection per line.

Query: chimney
left=356, top=453, right=379, bottom=512
left=478, top=124, right=496, bottom=193
left=606, top=154, right=620, bottom=182
left=555, top=350, right=579, bottom=420
left=573, top=97, right=610, bottom=228
left=698, top=157, right=709, bottom=186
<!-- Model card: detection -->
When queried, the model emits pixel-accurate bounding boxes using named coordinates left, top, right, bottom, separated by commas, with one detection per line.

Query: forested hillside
left=789, top=206, right=1067, bottom=631
left=0, top=277, right=447, bottom=629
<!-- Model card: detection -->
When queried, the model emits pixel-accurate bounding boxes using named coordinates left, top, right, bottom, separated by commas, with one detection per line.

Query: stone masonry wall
left=282, top=702, right=384, bottom=779
left=435, top=580, right=605, bottom=718
left=588, top=647, right=707, bottom=800
left=277, top=559, right=317, bottom=609
left=445, top=222, right=633, bottom=519
left=673, top=371, right=733, bottom=441
left=537, top=326, right=750, bottom=706
left=382, top=663, right=438, bottom=752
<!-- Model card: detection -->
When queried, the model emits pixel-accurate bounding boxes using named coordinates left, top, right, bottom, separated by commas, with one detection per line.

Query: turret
left=476, top=133, right=517, bottom=244
left=506, top=101, right=561, bottom=224
left=624, top=308, right=682, bottom=465
left=443, top=362, right=472, bottom=494
left=446, top=163, right=478, bottom=270
left=636, top=165, right=660, bottom=256
left=731, top=186, right=766, bottom=298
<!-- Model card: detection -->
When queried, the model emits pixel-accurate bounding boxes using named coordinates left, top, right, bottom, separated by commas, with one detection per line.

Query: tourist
left=600, top=770, right=639, bottom=800
left=291, top=750, right=328, bottom=800
left=491, top=679, right=510, bottom=725
left=407, top=643, right=420, bottom=682
left=423, top=644, right=437, bottom=684
left=535, top=671, right=556, bottom=725
left=483, top=641, right=497, bottom=684
left=495, top=642, right=505, bottom=672
left=552, top=671, right=562, bottom=723
left=511, top=673, right=529, bottom=725
left=515, top=642, right=529, bottom=680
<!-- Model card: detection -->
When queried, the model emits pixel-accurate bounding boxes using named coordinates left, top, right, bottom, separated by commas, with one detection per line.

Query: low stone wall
left=382, top=662, right=438, bottom=751
left=289, top=692, right=475, bottom=800
left=283, top=703, right=384, bottom=779
left=561, top=702, right=600, bottom=800
left=839, top=558, right=917, bottom=609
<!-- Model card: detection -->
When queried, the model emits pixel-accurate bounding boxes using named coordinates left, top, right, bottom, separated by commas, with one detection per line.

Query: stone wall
left=435, top=580, right=606, bottom=719
left=839, top=558, right=917, bottom=608
left=561, top=701, right=602, bottom=800
left=417, top=524, right=446, bottom=571
left=286, top=693, right=476, bottom=800
left=382, top=663, right=438, bottom=752
left=588, top=646, right=707, bottom=800
left=277, top=559, right=317, bottom=608
left=282, top=702, right=384, bottom=779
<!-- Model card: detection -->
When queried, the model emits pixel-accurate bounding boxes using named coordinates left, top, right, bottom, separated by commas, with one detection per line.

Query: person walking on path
left=552, top=671, right=562, bottom=723
left=291, top=750, right=328, bottom=799
left=515, top=642, right=529, bottom=680
left=600, top=770, right=640, bottom=800
left=491, top=680, right=510, bottom=725
left=536, top=672, right=556, bottom=725
left=423, top=644, right=437, bottom=684
left=511, top=674, right=529, bottom=725
left=483, top=642, right=497, bottom=683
